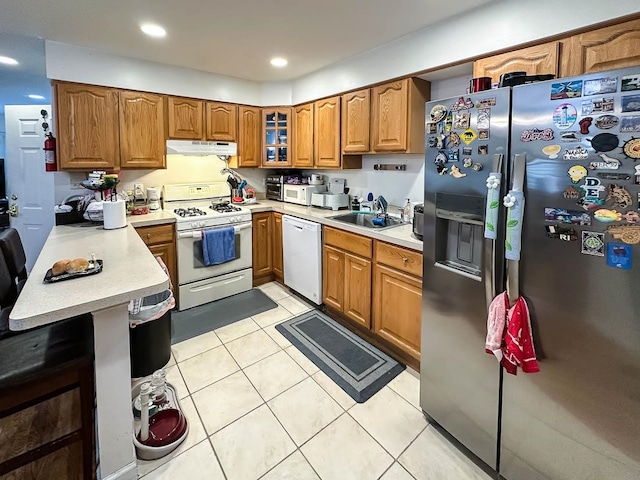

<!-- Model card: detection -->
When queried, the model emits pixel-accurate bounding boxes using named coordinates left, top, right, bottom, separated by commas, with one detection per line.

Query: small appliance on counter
left=309, top=174, right=324, bottom=185
left=266, top=174, right=285, bottom=201
left=311, top=178, right=349, bottom=211
left=283, top=184, right=326, bottom=206
left=147, top=187, right=161, bottom=211
left=412, top=204, right=424, bottom=240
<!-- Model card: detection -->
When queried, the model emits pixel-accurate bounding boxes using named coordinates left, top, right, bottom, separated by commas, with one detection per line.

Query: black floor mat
left=171, top=289, right=277, bottom=344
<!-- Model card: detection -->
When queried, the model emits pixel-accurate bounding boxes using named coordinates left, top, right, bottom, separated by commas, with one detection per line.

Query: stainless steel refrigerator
left=421, top=67, right=640, bottom=480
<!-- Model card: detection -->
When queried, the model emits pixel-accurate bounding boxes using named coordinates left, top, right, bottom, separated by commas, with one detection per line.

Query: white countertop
left=245, top=201, right=423, bottom=251
left=9, top=224, right=170, bottom=330
left=120, top=201, right=423, bottom=251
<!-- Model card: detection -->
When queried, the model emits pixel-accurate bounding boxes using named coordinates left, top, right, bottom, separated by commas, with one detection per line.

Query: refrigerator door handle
left=483, top=154, right=504, bottom=310
left=506, top=153, right=527, bottom=304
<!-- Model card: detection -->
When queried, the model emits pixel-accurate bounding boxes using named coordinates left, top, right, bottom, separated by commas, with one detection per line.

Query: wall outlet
left=134, top=183, right=145, bottom=199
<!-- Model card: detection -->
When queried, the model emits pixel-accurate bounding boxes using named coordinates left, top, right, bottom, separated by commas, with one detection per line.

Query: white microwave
left=283, top=184, right=327, bottom=206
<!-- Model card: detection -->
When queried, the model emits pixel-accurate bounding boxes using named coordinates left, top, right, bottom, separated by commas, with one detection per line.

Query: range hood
left=166, top=140, right=237, bottom=156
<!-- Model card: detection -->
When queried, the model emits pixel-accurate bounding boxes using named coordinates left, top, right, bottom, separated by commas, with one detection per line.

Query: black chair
left=0, top=251, right=15, bottom=338
left=0, top=228, right=27, bottom=297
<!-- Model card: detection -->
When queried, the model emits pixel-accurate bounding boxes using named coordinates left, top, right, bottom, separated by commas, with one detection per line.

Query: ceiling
left=0, top=33, right=50, bottom=114
left=0, top=0, right=494, bottom=82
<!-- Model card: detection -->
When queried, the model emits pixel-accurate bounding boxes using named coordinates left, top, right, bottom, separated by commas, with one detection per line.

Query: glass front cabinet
left=262, top=108, right=292, bottom=167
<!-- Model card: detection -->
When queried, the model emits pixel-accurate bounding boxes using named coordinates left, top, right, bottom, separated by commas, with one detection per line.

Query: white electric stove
left=163, top=183, right=253, bottom=310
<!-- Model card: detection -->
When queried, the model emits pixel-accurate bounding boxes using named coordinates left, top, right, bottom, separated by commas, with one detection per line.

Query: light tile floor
left=138, top=282, right=491, bottom=480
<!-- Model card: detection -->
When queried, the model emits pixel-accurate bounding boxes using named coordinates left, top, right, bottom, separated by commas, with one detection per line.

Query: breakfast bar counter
left=10, top=224, right=170, bottom=480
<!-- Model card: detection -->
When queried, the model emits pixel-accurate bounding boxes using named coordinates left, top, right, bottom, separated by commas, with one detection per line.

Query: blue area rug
left=276, top=310, right=405, bottom=403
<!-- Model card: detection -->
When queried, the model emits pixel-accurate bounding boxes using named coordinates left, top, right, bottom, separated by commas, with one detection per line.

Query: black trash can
left=129, top=290, right=174, bottom=378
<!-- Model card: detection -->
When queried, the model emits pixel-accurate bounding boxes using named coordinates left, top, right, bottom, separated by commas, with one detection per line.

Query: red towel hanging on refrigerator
left=485, top=293, right=539, bottom=375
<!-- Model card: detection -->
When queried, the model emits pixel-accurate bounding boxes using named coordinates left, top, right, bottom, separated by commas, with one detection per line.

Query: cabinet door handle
left=146, top=234, right=152, bottom=239
left=402, top=257, right=408, bottom=264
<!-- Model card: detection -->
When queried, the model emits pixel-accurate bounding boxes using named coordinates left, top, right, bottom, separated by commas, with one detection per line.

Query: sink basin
left=330, top=212, right=407, bottom=230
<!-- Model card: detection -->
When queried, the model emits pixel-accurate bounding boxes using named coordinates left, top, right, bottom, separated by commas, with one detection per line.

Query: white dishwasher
left=283, top=215, right=322, bottom=305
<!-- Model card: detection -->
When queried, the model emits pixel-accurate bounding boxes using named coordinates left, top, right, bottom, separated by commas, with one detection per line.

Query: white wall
left=52, top=156, right=267, bottom=203
left=292, top=0, right=640, bottom=103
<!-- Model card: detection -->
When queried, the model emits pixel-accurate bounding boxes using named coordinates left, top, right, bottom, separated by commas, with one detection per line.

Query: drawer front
left=324, top=227, right=372, bottom=259
left=374, top=241, right=422, bottom=277
left=136, top=224, right=174, bottom=246
left=0, top=389, right=81, bottom=464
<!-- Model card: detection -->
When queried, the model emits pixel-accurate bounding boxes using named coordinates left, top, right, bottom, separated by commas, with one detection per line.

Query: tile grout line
left=394, top=423, right=429, bottom=478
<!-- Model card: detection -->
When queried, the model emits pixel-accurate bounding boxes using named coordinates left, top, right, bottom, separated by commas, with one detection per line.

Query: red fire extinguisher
left=44, top=132, right=57, bottom=172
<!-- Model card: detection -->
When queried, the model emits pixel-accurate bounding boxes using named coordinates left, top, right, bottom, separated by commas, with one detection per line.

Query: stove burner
left=210, top=202, right=242, bottom=213
left=174, top=207, right=207, bottom=217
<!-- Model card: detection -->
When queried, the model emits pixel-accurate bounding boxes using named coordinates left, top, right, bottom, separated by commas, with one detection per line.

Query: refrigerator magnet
left=462, top=146, right=473, bottom=156
left=449, top=165, right=467, bottom=179
left=606, top=184, right=632, bottom=209
left=450, top=97, right=474, bottom=111
left=472, top=163, right=484, bottom=171
left=620, top=117, right=640, bottom=134
left=593, top=209, right=622, bottom=223
left=579, top=117, right=593, bottom=134
left=520, top=128, right=554, bottom=142
left=623, top=211, right=640, bottom=224
left=621, top=95, right=640, bottom=113
left=545, top=225, right=578, bottom=241
left=453, top=112, right=470, bottom=130
left=581, top=231, right=605, bottom=256
left=428, top=137, right=438, bottom=148
left=463, top=158, right=473, bottom=168
left=581, top=97, right=614, bottom=115
left=477, top=108, right=491, bottom=129
left=608, top=225, right=640, bottom=245
left=568, top=165, right=588, bottom=183
left=563, top=146, right=589, bottom=160
left=542, top=144, right=562, bottom=159
left=588, top=153, right=621, bottom=170
left=580, top=177, right=606, bottom=200
left=478, top=144, right=489, bottom=155
left=606, top=243, right=632, bottom=270
left=621, top=74, right=640, bottom=92
left=583, top=77, right=618, bottom=96
left=624, top=138, right=640, bottom=159
left=551, top=80, right=583, bottom=100
left=475, top=97, right=496, bottom=108
left=553, top=103, right=578, bottom=129
left=563, top=187, right=580, bottom=199
left=428, top=104, right=448, bottom=123
left=434, top=151, right=448, bottom=166
left=560, top=131, right=581, bottom=142
left=544, top=208, right=591, bottom=226
left=460, top=129, right=477, bottom=145
left=448, top=131, right=461, bottom=147
left=594, top=115, right=619, bottom=130
left=448, top=149, right=459, bottom=162
left=478, top=129, right=490, bottom=140
left=588, top=133, right=619, bottom=152
left=445, top=112, right=453, bottom=132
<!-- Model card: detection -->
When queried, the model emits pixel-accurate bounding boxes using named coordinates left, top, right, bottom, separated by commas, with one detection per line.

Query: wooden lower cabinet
left=272, top=213, right=284, bottom=282
left=252, top=212, right=273, bottom=285
left=372, top=263, right=422, bottom=362
left=135, top=224, right=177, bottom=295
left=322, top=245, right=345, bottom=311
left=343, top=253, right=372, bottom=328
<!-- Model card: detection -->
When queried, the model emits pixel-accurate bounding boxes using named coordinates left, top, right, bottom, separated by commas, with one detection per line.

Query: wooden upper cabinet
left=314, top=96, right=341, bottom=168
left=262, top=108, right=292, bottom=167
left=371, top=78, right=430, bottom=154
left=119, top=91, right=165, bottom=169
left=56, top=83, right=120, bottom=169
left=473, top=42, right=560, bottom=84
left=563, top=18, right=640, bottom=77
left=342, top=89, right=370, bottom=153
left=166, top=97, right=204, bottom=140
left=236, top=106, right=261, bottom=168
left=293, top=103, right=314, bottom=168
left=205, top=102, right=237, bottom=141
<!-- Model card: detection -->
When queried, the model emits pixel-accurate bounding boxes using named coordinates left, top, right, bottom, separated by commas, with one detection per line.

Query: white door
left=4, top=105, right=55, bottom=272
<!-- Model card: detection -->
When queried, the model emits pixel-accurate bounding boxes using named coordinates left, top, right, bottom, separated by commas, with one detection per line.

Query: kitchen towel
left=202, top=227, right=235, bottom=266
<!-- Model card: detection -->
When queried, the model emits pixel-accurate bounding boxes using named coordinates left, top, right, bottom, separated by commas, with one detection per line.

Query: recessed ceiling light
left=28, top=94, right=45, bottom=100
left=140, top=23, right=166, bottom=38
left=270, top=57, right=288, bottom=68
left=0, top=56, right=19, bottom=66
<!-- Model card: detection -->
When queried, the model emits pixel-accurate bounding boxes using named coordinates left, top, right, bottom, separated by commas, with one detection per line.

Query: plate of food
left=44, top=258, right=103, bottom=283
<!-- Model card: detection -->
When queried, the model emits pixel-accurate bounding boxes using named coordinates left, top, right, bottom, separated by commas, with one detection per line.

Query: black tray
left=43, top=260, right=103, bottom=283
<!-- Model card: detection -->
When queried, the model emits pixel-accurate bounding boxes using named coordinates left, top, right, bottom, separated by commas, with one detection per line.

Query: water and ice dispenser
left=433, top=192, right=485, bottom=281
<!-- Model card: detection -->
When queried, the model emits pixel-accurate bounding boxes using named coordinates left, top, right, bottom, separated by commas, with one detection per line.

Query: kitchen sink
left=329, top=212, right=407, bottom=230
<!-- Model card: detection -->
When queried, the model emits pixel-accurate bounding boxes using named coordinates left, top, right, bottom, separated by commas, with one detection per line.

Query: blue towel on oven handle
left=202, top=227, right=236, bottom=266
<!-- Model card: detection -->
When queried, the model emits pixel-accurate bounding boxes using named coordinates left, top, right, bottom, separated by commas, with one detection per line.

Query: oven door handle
left=178, top=223, right=252, bottom=239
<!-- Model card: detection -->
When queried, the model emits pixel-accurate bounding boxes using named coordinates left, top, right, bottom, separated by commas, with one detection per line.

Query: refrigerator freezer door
left=502, top=68, right=640, bottom=480
left=420, top=88, right=511, bottom=469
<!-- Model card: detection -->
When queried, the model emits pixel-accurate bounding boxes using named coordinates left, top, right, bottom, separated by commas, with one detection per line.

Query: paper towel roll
left=103, top=199, right=127, bottom=230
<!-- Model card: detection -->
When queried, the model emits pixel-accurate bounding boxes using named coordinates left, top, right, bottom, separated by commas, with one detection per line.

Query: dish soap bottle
left=404, top=199, right=412, bottom=222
